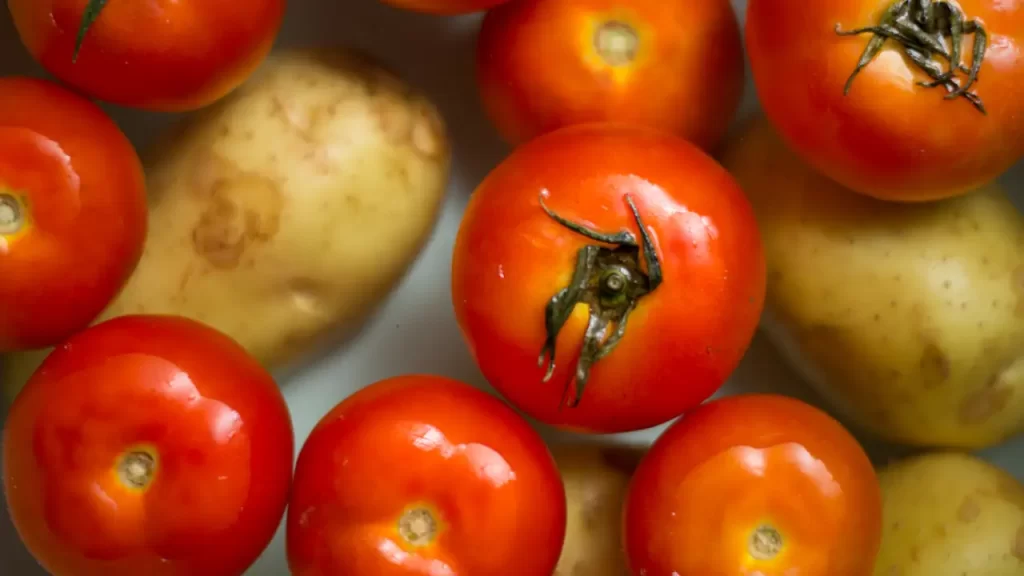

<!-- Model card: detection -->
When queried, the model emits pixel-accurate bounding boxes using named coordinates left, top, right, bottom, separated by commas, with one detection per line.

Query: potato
left=719, top=116, right=1024, bottom=449
left=873, top=452, right=1024, bottom=576
left=550, top=442, right=645, bottom=576
left=1, top=48, right=450, bottom=403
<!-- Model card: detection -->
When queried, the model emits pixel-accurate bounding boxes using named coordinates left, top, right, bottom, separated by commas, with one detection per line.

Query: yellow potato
left=550, top=442, right=645, bottom=576
left=719, top=116, right=1024, bottom=449
left=873, top=452, right=1024, bottom=576
left=1, top=48, right=450, bottom=403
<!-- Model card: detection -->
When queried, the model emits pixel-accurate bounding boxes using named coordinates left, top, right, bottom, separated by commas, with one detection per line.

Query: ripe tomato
left=379, top=0, right=510, bottom=15
left=3, top=315, right=294, bottom=576
left=623, top=394, right=883, bottom=576
left=451, top=123, right=766, bottom=433
left=0, top=77, right=146, bottom=352
left=8, top=0, right=286, bottom=111
left=476, top=0, right=744, bottom=150
left=746, top=0, right=1024, bottom=201
left=286, top=374, right=566, bottom=575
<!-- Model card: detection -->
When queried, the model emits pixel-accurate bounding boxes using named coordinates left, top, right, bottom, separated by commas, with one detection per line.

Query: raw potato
left=719, top=116, right=1024, bottom=449
left=1, top=48, right=450, bottom=403
left=551, top=443, right=645, bottom=576
left=874, top=452, right=1024, bottom=576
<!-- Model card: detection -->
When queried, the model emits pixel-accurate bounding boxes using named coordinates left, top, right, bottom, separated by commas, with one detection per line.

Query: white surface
left=1, top=0, right=1022, bottom=574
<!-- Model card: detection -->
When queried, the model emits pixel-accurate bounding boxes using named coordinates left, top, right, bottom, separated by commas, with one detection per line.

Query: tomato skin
left=286, top=374, right=567, bottom=576
left=0, top=77, right=147, bottom=352
left=476, top=0, right=744, bottom=150
left=379, top=0, right=510, bottom=15
left=8, top=0, right=285, bottom=111
left=451, top=123, right=766, bottom=433
left=746, top=0, right=1024, bottom=201
left=2, top=315, right=294, bottom=576
left=623, top=394, right=883, bottom=576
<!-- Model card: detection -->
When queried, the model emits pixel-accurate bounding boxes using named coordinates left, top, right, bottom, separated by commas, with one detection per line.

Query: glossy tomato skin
left=3, top=315, right=294, bottom=576
left=746, top=0, right=1024, bottom=201
left=477, top=0, right=744, bottom=150
left=8, top=0, right=285, bottom=111
left=451, top=123, right=766, bottom=433
left=379, top=0, right=511, bottom=15
left=0, top=77, right=147, bottom=352
left=286, top=374, right=566, bottom=575
left=623, top=394, right=883, bottom=576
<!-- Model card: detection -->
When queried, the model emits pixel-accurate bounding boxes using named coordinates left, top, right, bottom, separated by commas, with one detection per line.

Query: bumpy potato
left=1, top=48, right=450, bottom=403
left=551, top=443, right=645, bottom=576
left=719, top=116, right=1024, bottom=449
left=874, top=452, right=1024, bottom=576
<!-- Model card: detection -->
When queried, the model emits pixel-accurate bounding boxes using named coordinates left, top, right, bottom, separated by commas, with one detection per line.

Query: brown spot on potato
left=919, top=341, right=951, bottom=389
left=192, top=169, right=283, bottom=270
left=885, top=566, right=902, bottom=576
left=1014, top=523, right=1024, bottom=561
left=959, top=378, right=1014, bottom=425
left=957, top=496, right=981, bottom=522
left=1014, top=264, right=1024, bottom=318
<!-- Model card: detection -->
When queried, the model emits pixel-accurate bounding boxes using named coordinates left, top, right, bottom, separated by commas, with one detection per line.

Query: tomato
left=451, top=123, right=766, bottom=433
left=623, top=394, right=883, bottom=576
left=0, top=77, right=147, bottom=352
left=476, top=0, right=744, bottom=150
left=379, top=0, right=510, bottom=15
left=286, top=374, right=566, bottom=575
left=2, top=315, right=294, bottom=576
left=8, top=0, right=285, bottom=111
left=746, top=0, right=1024, bottom=201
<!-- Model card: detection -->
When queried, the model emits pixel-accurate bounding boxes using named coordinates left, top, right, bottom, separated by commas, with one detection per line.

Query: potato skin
left=550, top=443, right=644, bottom=576
left=2, top=48, right=450, bottom=403
left=873, top=453, right=1024, bottom=576
left=719, top=116, right=1024, bottom=449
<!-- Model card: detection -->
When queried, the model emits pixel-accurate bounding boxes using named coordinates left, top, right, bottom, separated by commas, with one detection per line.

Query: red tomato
left=451, top=123, right=766, bottom=433
left=476, top=0, right=744, bottom=150
left=286, top=374, right=567, bottom=575
left=0, top=77, right=147, bottom=352
left=8, top=0, right=286, bottom=111
left=623, top=394, right=883, bottom=576
left=746, top=0, right=1024, bottom=201
left=2, top=315, right=294, bottom=576
left=379, top=0, right=510, bottom=14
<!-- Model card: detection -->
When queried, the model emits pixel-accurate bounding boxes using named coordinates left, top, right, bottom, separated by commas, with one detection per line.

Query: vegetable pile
left=0, top=1, right=1021, bottom=575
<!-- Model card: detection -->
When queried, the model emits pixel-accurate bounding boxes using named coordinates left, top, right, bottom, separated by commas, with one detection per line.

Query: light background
left=1, top=0, right=1021, bottom=574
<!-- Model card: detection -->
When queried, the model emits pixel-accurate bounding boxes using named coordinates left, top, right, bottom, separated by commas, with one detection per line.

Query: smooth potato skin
left=551, top=443, right=644, bottom=576
left=874, top=453, right=1024, bottom=576
left=1, top=49, right=450, bottom=403
left=719, top=117, right=1024, bottom=449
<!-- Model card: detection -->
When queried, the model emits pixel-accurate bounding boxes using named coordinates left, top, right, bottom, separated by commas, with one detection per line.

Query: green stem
left=74, top=0, right=110, bottom=63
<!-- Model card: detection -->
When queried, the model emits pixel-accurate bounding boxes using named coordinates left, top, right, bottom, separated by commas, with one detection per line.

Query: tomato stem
left=594, top=21, right=639, bottom=67
left=536, top=192, right=662, bottom=409
left=73, top=0, right=110, bottom=63
left=117, top=450, right=157, bottom=490
left=398, top=507, right=438, bottom=547
left=748, top=525, right=783, bottom=560
left=0, top=193, right=23, bottom=236
left=834, top=0, right=988, bottom=114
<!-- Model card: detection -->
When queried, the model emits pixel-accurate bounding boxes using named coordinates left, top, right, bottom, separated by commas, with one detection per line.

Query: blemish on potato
left=1014, top=523, right=1024, bottom=561
left=919, top=342, right=950, bottom=389
left=957, top=496, right=981, bottom=522
left=192, top=172, right=284, bottom=270
left=288, top=278, right=325, bottom=316
left=1014, top=264, right=1024, bottom=317
left=959, top=382, right=1013, bottom=425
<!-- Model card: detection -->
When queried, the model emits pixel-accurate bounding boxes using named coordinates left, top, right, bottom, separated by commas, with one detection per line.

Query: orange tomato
left=0, top=77, right=146, bottom=352
left=623, top=394, right=883, bottom=576
left=286, top=374, right=567, bottom=575
left=8, top=0, right=286, bottom=111
left=379, top=0, right=510, bottom=14
left=451, top=123, right=766, bottom=433
left=476, top=0, right=744, bottom=150
left=746, top=0, right=1024, bottom=201
left=2, top=315, right=295, bottom=576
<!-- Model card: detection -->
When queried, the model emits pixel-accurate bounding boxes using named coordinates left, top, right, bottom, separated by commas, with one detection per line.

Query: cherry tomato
left=286, top=374, right=567, bottom=575
left=451, top=123, right=766, bottom=433
left=0, top=77, right=147, bottom=352
left=379, top=0, right=510, bottom=15
left=8, top=0, right=286, bottom=111
left=476, top=0, right=744, bottom=150
left=3, top=315, right=294, bottom=576
left=623, top=394, right=883, bottom=576
left=746, top=0, right=1024, bottom=201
